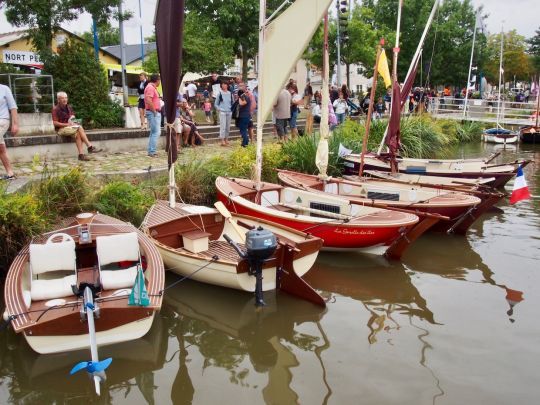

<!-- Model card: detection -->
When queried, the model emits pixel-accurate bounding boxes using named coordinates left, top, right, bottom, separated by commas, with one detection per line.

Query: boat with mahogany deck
left=520, top=125, right=540, bottom=144
left=3, top=213, right=165, bottom=354
left=141, top=200, right=323, bottom=294
left=215, top=176, right=425, bottom=259
left=277, top=169, right=487, bottom=234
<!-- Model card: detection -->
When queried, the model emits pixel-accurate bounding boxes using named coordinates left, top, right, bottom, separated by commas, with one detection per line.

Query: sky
left=0, top=0, right=538, bottom=46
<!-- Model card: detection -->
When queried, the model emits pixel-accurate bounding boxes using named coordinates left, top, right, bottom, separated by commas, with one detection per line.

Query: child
left=202, top=98, right=212, bottom=123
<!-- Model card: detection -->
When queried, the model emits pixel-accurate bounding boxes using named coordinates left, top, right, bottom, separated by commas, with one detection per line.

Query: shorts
left=0, top=119, right=9, bottom=144
left=57, top=126, right=79, bottom=138
left=248, top=119, right=253, bottom=129
left=138, top=98, right=145, bottom=109
left=205, top=111, right=211, bottom=117
left=289, top=111, right=298, bottom=129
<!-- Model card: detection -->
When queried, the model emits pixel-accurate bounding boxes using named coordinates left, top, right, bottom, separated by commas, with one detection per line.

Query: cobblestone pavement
left=10, top=139, right=249, bottom=177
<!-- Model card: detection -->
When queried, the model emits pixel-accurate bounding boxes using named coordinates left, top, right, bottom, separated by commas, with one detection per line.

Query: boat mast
left=463, top=10, right=478, bottom=119
left=497, top=24, right=504, bottom=130
left=254, top=0, right=267, bottom=190
left=377, top=0, right=439, bottom=155
left=359, top=41, right=383, bottom=176
left=536, top=78, right=540, bottom=128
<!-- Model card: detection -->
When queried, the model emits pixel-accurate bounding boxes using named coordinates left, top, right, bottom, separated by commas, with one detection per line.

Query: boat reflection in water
left=404, top=233, right=525, bottom=322
left=1, top=314, right=168, bottom=403
left=306, top=253, right=437, bottom=344
left=164, top=275, right=328, bottom=404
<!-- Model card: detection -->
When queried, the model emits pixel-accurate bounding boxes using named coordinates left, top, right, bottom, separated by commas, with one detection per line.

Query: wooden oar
left=214, top=201, right=246, bottom=242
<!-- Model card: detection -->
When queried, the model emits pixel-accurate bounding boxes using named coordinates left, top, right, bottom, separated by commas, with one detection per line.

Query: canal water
left=0, top=143, right=538, bottom=404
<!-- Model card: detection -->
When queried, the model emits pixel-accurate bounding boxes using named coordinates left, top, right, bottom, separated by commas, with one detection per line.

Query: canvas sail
left=258, top=0, right=333, bottom=124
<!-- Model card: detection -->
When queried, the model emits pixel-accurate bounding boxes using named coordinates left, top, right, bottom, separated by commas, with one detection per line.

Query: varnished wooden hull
left=3, top=214, right=165, bottom=354
left=142, top=201, right=322, bottom=292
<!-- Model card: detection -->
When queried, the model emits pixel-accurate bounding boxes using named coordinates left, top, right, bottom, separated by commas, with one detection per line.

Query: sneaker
left=78, top=154, right=90, bottom=161
left=148, top=153, right=158, bottom=158
left=87, top=146, right=102, bottom=153
left=1, top=174, right=16, bottom=180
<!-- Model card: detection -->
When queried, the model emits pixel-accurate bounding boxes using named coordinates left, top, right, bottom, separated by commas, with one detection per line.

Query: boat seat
left=29, top=233, right=77, bottom=302
left=96, top=232, right=141, bottom=290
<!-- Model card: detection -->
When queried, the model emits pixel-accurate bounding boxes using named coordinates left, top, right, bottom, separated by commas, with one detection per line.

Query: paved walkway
left=2, top=137, right=277, bottom=193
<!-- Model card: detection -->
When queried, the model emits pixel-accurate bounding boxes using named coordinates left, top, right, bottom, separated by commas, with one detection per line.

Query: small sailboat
left=3, top=212, right=165, bottom=355
left=142, top=201, right=322, bottom=292
left=482, top=26, right=518, bottom=145
left=276, top=170, right=494, bottom=234
left=142, top=0, right=324, bottom=306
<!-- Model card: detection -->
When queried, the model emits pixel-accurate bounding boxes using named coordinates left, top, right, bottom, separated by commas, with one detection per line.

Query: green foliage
left=528, top=27, right=540, bottom=73
left=0, top=63, right=19, bottom=75
left=143, top=12, right=235, bottom=76
left=485, top=31, right=532, bottom=83
left=80, top=20, right=120, bottom=47
left=174, top=159, right=219, bottom=206
left=0, top=192, right=48, bottom=271
left=33, top=166, right=89, bottom=221
left=44, top=40, right=123, bottom=128
left=1, top=0, right=121, bottom=57
left=94, top=181, right=154, bottom=226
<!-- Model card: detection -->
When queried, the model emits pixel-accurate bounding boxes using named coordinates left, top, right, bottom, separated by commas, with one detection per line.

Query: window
left=357, top=67, right=362, bottom=74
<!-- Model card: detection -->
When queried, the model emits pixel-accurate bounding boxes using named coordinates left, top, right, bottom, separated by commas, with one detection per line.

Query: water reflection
left=164, top=277, right=328, bottom=404
left=0, top=313, right=168, bottom=403
left=405, top=234, right=525, bottom=323
left=306, top=253, right=436, bottom=344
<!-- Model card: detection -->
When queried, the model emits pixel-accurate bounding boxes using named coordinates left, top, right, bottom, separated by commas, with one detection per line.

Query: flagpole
left=359, top=41, right=382, bottom=176
left=463, top=10, right=478, bottom=119
left=497, top=23, right=504, bottom=130
left=254, top=0, right=267, bottom=190
left=535, top=79, right=540, bottom=128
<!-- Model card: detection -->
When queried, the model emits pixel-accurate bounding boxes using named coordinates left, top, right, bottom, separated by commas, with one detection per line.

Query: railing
left=427, top=96, right=539, bottom=126
left=0, top=73, right=55, bottom=113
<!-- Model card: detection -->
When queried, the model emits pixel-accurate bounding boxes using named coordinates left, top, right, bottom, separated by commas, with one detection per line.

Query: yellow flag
left=378, top=49, right=392, bottom=88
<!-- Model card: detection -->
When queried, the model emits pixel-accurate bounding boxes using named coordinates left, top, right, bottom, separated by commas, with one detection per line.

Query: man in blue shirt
left=0, top=84, right=19, bottom=180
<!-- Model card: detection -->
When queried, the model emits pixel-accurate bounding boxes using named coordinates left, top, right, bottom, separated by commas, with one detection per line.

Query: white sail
left=259, top=0, right=332, bottom=125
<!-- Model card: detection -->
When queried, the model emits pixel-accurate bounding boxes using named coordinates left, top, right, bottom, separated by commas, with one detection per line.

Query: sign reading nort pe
left=2, top=50, right=43, bottom=67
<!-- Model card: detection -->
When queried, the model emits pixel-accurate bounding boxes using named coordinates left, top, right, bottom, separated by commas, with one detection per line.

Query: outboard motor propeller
left=224, top=227, right=277, bottom=307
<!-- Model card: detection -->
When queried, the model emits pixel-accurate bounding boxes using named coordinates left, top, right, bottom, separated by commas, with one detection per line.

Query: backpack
left=231, top=100, right=240, bottom=118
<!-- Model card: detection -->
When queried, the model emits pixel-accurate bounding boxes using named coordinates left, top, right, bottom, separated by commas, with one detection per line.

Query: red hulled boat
left=216, top=176, right=425, bottom=259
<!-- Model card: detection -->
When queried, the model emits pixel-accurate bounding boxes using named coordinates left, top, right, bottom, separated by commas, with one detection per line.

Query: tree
left=0, top=0, right=121, bottom=58
left=143, top=12, right=234, bottom=76
left=185, top=0, right=283, bottom=81
left=484, top=30, right=531, bottom=85
left=364, top=0, right=483, bottom=87
left=527, top=27, right=540, bottom=74
left=80, top=21, right=120, bottom=47
left=44, top=41, right=123, bottom=128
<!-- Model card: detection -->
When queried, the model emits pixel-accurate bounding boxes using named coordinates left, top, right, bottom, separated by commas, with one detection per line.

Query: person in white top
left=332, top=91, right=348, bottom=125
left=0, top=84, right=19, bottom=180
left=186, top=82, right=198, bottom=104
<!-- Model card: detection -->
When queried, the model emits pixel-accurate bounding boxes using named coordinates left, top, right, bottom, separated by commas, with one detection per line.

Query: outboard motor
left=224, top=227, right=277, bottom=307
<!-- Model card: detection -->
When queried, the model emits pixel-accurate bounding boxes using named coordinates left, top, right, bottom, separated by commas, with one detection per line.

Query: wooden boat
left=343, top=152, right=529, bottom=188
left=482, top=127, right=518, bottom=144
left=142, top=200, right=322, bottom=293
left=520, top=125, right=540, bottom=144
left=277, top=169, right=489, bottom=234
left=363, top=169, right=495, bottom=188
left=215, top=176, right=424, bottom=259
left=3, top=213, right=165, bottom=355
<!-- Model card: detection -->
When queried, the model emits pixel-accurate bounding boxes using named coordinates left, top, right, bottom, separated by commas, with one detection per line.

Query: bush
left=0, top=192, right=48, bottom=272
left=94, top=181, right=154, bottom=226
left=33, top=167, right=89, bottom=221
left=44, top=40, right=123, bottom=129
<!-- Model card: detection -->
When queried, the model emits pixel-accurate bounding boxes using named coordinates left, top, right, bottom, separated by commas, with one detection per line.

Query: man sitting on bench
left=51, top=91, right=102, bottom=161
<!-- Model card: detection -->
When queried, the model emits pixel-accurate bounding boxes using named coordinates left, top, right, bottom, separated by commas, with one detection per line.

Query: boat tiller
left=70, top=286, right=112, bottom=396
left=224, top=227, right=277, bottom=307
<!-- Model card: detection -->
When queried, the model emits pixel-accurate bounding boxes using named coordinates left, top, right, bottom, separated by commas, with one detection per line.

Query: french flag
left=510, top=166, right=531, bottom=205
